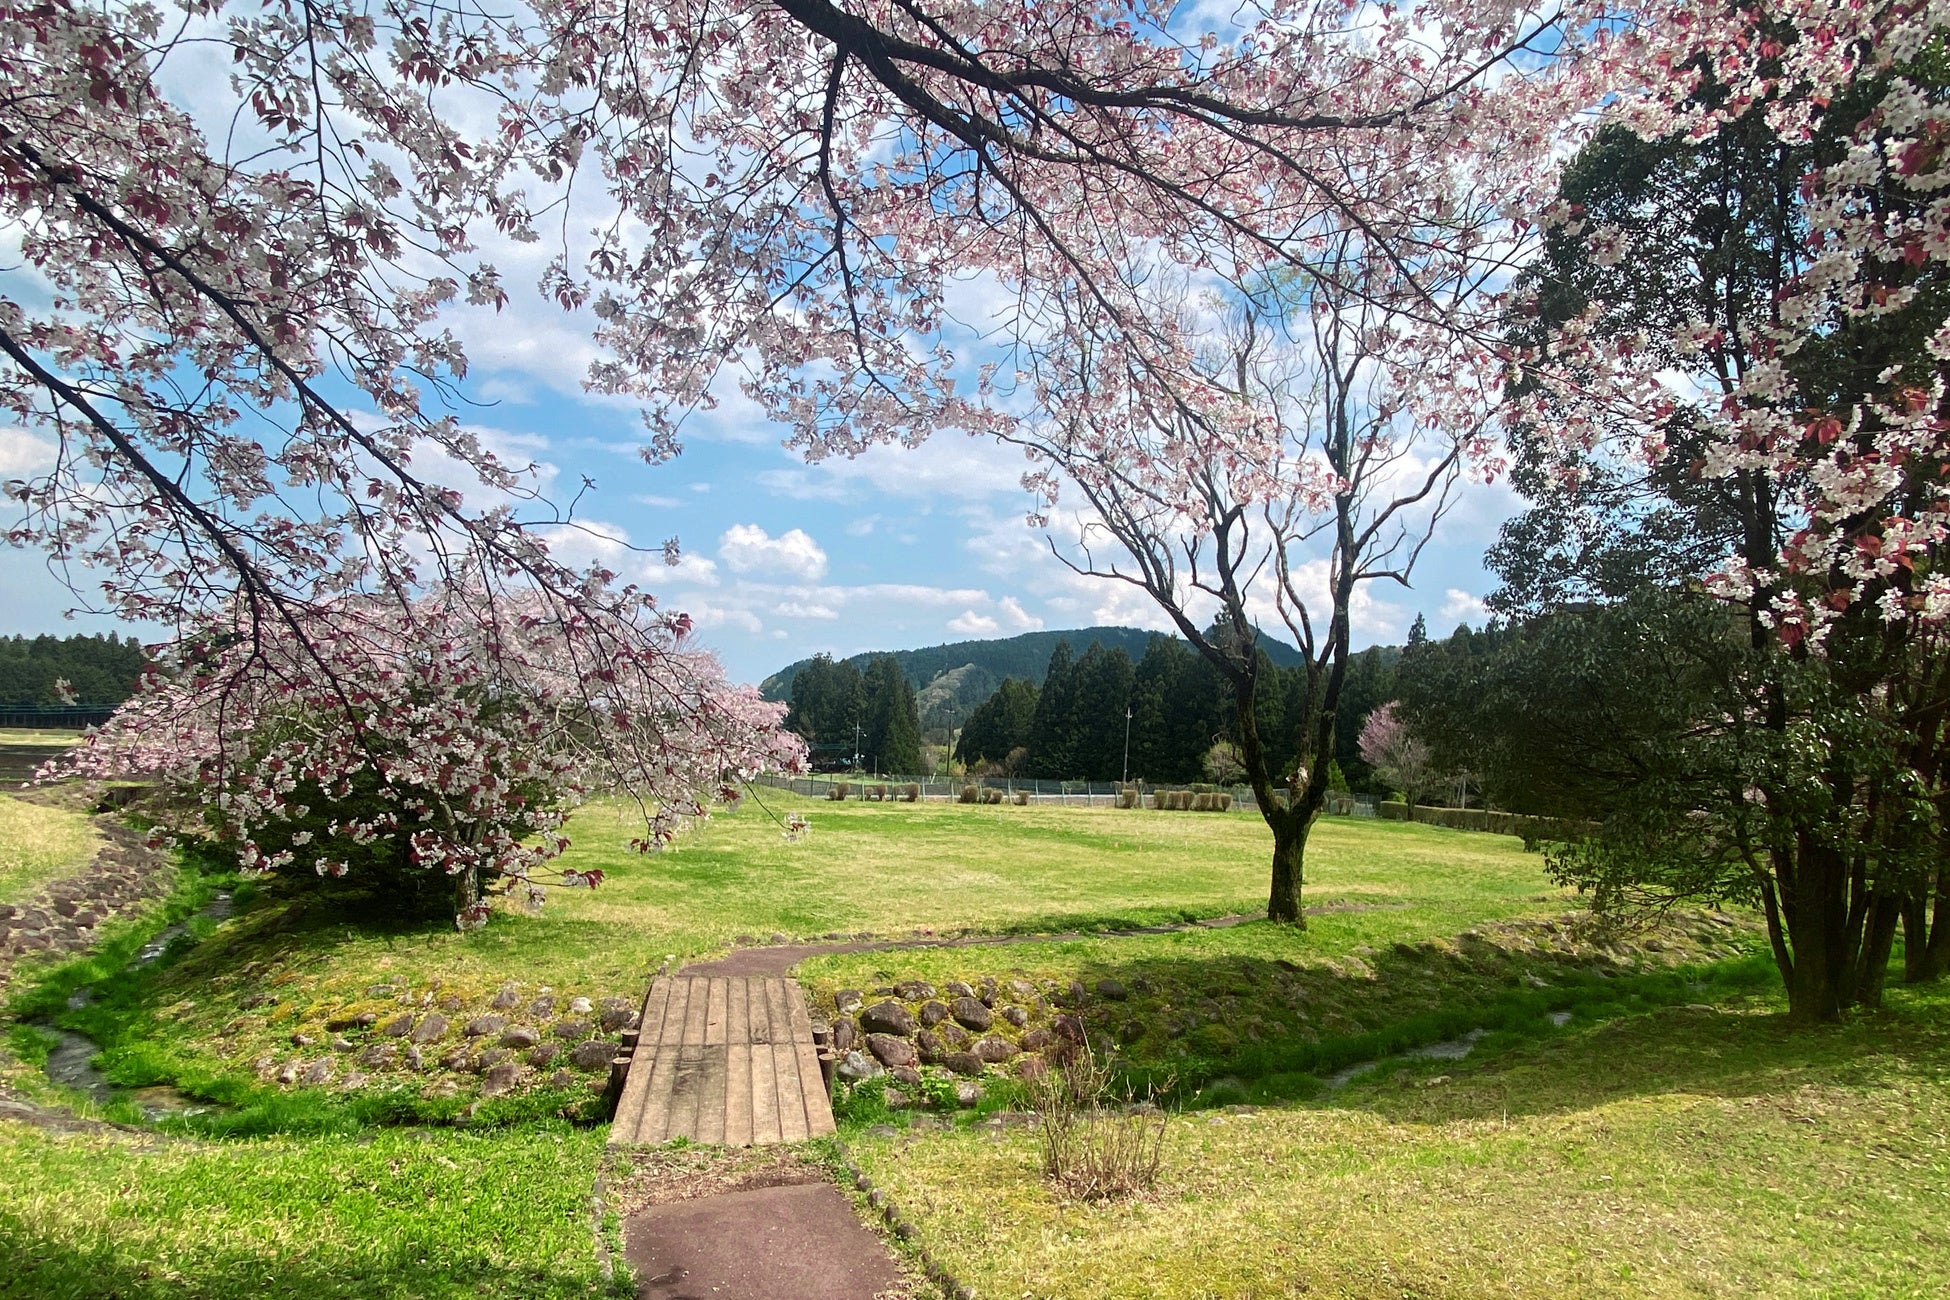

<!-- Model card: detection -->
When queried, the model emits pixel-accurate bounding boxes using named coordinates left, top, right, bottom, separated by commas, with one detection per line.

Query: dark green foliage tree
left=784, top=655, right=866, bottom=767
left=1128, top=636, right=1224, bottom=783
left=860, top=654, right=923, bottom=774
left=0, top=633, right=146, bottom=708
left=954, top=677, right=1039, bottom=765
left=1024, top=641, right=1079, bottom=779
left=1062, top=645, right=1136, bottom=780
left=1491, top=73, right=1950, bottom=1018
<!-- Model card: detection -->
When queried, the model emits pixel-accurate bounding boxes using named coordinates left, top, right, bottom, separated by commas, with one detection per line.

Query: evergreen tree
left=954, top=678, right=1039, bottom=765
left=1065, top=645, right=1136, bottom=779
left=784, top=655, right=866, bottom=767
left=1025, top=641, right=1079, bottom=778
left=0, top=633, right=147, bottom=709
left=860, top=654, right=923, bottom=774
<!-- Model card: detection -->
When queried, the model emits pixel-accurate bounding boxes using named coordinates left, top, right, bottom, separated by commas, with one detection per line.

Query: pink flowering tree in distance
left=55, top=583, right=802, bottom=922
left=1357, top=702, right=1440, bottom=809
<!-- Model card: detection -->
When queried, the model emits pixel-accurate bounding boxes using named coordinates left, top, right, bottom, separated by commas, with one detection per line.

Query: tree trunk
left=1781, top=836, right=1851, bottom=1023
left=1268, top=817, right=1307, bottom=926
left=1852, top=891, right=1903, bottom=1010
left=1903, top=870, right=1950, bottom=983
left=453, top=862, right=480, bottom=917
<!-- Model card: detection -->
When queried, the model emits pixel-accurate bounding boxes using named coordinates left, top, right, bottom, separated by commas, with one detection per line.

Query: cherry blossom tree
left=1007, top=237, right=1500, bottom=922
left=52, top=580, right=802, bottom=921
left=1357, top=701, right=1440, bottom=807
left=1505, top=4, right=1950, bottom=1018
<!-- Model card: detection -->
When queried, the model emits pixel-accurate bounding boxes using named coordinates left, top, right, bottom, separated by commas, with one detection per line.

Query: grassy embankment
left=849, top=978, right=1950, bottom=1299
left=15, top=792, right=1607, bottom=1121
left=0, top=791, right=98, bottom=907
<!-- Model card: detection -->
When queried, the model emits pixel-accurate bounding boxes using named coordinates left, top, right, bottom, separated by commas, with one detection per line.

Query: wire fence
left=752, top=773, right=1381, bottom=817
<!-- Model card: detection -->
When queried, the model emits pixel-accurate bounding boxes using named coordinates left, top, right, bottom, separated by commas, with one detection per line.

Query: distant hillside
left=761, top=626, right=1306, bottom=730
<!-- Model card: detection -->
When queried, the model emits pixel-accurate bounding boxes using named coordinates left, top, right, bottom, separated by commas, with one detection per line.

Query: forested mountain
left=761, top=626, right=1305, bottom=733
left=0, top=634, right=147, bottom=709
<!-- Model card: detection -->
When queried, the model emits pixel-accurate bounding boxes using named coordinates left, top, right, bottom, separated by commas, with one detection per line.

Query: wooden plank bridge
left=608, top=974, right=836, bottom=1147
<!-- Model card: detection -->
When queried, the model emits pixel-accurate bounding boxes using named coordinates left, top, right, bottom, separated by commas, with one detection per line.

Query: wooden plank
left=609, top=979, right=675, bottom=1144
left=767, top=979, right=810, bottom=1142
left=773, top=1043, right=809, bottom=1142
left=636, top=979, right=692, bottom=1144
left=666, top=1044, right=707, bottom=1141
left=747, top=976, right=773, bottom=1044
left=704, top=977, right=729, bottom=1046
left=794, top=1035, right=836, bottom=1137
left=723, top=982, right=754, bottom=1147
left=783, top=979, right=832, bottom=1136
left=748, top=994, right=782, bottom=1145
left=694, top=1045, right=730, bottom=1144
left=784, top=979, right=816, bottom=1043
left=659, top=978, right=692, bottom=1044
left=680, top=977, right=711, bottom=1046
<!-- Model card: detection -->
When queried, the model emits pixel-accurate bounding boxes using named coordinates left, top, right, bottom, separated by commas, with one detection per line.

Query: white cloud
left=775, top=600, right=839, bottom=620
left=997, top=596, right=1044, bottom=631
left=758, top=435, right=1030, bottom=504
left=718, top=523, right=828, bottom=580
left=632, top=494, right=686, bottom=509
left=1437, top=588, right=1491, bottom=628
left=0, top=428, right=57, bottom=476
left=947, top=610, right=1000, bottom=636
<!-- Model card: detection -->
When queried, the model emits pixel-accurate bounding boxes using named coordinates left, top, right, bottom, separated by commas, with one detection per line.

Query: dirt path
left=609, top=1147, right=919, bottom=1300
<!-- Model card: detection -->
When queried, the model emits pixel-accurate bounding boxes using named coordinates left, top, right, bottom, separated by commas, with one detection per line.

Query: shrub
left=982, top=787, right=1005, bottom=805
left=1214, top=792, right=1233, bottom=812
left=1012, top=789, right=1030, bottom=805
left=1116, top=787, right=1140, bottom=809
left=959, top=784, right=979, bottom=804
left=1378, top=798, right=1410, bottom=821
left=830, top=782, right=850, bottom=801
left=1025, top=1036, right=1169, bottom=1201
left=1170, top=790, right=1192, bottom=811
left=902, top=783, right=920, bottom=802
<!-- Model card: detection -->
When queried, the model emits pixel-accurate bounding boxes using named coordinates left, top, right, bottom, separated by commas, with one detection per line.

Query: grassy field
left=0, top=792, right=99, bottom=907
left=0, top=1123, right=619, bottom=1300
left=1, top=788, right=1943, bottom=1299
left=851, top=979, right=1950, bottom=1299
left=21, top=794, right=1605, bottom=1113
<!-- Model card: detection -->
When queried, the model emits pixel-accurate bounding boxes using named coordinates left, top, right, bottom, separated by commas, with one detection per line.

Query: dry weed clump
left=1025, top=1034, right=1169, bottom=1202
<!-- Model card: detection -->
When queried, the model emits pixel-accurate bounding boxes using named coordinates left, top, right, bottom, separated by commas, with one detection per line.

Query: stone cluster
left=259, top=982, right=639, bottom=1100
left=824, top=975, right=1124, bottom=1107
left=0, top=822, right=172, bottom=988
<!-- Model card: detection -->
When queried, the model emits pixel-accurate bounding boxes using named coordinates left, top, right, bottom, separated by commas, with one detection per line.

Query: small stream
left=32, top=891, right=234, bottom=1119
left=1321, top=1010, right=1576, bottom=1091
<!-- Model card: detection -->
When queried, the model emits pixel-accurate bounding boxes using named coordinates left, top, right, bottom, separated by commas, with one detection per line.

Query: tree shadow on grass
left=980, top=910, right=1772, bottom=1104
left=1331, top=978, right=1950, bottom=1126
left=0, top=1216, right=616, bottom=1300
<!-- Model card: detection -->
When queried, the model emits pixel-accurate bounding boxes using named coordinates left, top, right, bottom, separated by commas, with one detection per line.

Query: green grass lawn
left=1, top=788, right=1942, bottom=1299
left=0, top=792, right=99, bottom=907
left=850, top=979, right=1950, bottom=1299
left=33, top=795, right=1600, bottom=1112
left=0, top=1122, right=618, bottom=1300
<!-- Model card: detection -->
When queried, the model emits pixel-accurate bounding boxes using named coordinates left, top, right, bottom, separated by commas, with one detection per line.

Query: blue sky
left=0, top=316, right=1515, bottom=686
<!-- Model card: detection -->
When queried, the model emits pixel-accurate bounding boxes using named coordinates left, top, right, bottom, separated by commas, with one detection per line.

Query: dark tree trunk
left=1852, top=891, right=1904, bottom=1010
left=1904, top=869, right=1950, bottom=983
left=1268, top=817, right=1307, bottom=924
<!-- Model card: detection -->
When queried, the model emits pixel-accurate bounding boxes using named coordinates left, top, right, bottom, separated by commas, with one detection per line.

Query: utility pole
left=1121, top=702, right=1133, bottom=785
